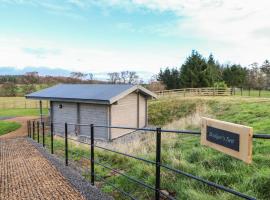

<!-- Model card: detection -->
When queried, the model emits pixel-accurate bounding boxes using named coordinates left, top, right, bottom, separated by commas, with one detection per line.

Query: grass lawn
left=234, top=89, right=270, bottom=98
left=34, top=96, right=270, bottom=200
left=0, top=121, right=21, bottom=136
left=0, top=108, right=48, bottom=117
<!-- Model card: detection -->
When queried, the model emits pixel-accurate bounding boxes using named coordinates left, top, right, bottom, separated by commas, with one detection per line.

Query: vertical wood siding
left=79, top=103, right=108, bottom=139
left=52, top=102, right=77, bottom=134
left=139, top=94, right=146, bottom=127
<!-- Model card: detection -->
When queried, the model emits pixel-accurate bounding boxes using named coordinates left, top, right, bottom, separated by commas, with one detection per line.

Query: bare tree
left=88, top=73, right=94, bottom=81
left=127, top=71, right=139, bottom=84
left=107, top=72, right=120, bottom=84
left=70, top=72, right=87, bottom=80
left=247, top=63, right=266, bottom=89
left=23, top=72, right=39, bottom=84
left=120, top=71, right=129, bottom=83
left=261, top=60, right=270, bottom=89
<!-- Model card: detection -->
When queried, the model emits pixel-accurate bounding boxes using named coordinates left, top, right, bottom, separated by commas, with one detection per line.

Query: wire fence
left=27, top=120, right=270, bottom=200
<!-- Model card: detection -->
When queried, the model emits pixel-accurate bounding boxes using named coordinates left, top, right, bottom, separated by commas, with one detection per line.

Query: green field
left=234, top=89, right=270, bottom=98
left=32, top=96, right=270, bottom=200
left=0, top=121, right=21, bottom=136
left=0, top=108, right=47, bottom=117
left=0, top=97, right=48, bottom=117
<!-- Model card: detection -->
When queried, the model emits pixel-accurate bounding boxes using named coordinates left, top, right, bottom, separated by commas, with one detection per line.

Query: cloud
left=1, top=0, right=270, bottom=68
left=0, top=36, right=180, bottom=74
left=22, top=48, right=61, bottom=58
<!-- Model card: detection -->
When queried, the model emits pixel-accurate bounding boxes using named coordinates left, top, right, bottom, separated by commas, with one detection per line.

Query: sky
left=0, top=0, right=270, bottom=80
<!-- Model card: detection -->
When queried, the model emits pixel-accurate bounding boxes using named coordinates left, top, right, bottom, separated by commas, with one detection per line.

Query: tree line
left=0, top=70, right=141, bottom=96
left=158, top=50, right=270, bottom=90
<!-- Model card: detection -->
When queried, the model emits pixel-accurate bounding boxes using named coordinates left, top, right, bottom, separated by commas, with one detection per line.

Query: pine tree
left=180, top=50, right=209, bottom=87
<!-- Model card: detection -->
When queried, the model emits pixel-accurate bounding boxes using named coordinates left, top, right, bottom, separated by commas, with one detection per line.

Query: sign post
left=201, top=117, right=253, bottom=164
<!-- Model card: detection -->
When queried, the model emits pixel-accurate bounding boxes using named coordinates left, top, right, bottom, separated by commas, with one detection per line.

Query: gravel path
left=0, top=117, right=112, bottom=200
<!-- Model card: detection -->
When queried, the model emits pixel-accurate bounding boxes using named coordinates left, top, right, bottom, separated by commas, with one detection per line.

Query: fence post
left=42, top=122, right=45, bottom=147
left=155, top=127, right=161, bottom=200
left=27, top=121, right=29, bottom=137
left=30, top=121, right=32, bottom=138
left=90, top=124, right=95, bottom=186
left=50, top=122, right=54, bottom=154
left=65, top=122, right=68, bottom=166
left=32, top=121, right=35, bottom=140
left=37, top=121, right=40, bottom=143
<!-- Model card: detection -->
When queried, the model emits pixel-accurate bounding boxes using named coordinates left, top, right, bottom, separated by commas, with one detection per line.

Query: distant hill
left=0, top=66, right=154, bottom=82
left=0, top=66, right=71, bottom=76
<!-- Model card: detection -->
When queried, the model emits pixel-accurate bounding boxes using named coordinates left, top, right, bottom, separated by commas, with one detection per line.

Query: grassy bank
left=35, top=96, right=270, bottom=200
left=0, top=108, right=48, bottom=117
left=0, top=121, right=21, bottom=136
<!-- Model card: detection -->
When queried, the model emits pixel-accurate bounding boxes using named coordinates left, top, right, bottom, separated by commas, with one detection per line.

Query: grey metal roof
left=25, top=84, right=156, bottom=104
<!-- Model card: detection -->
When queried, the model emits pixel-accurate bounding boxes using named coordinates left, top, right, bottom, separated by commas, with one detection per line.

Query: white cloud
left=0, top=36, right=181, bottom=74
left=100, top=0, right=270, bottom=65
left=1, top=0, right=270, bottom=71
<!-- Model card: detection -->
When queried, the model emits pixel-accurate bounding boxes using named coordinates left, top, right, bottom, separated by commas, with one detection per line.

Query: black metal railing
left=27, top=120, right=270, bottom=200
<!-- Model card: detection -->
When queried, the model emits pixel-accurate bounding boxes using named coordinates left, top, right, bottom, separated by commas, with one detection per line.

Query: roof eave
left=109, top=85, right=157, bottom=104
left=25, top=96, right=111, bottom=105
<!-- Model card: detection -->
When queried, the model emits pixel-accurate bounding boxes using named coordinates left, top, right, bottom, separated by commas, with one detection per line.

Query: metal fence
left=27, top=120, right=270, bottom=200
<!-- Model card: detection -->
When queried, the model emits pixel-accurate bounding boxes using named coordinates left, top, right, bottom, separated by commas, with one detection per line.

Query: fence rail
left=27, top=120, right=270, bottom=200
left=155, top=87, right=270, bottom=98
left=0, top=99, right=49, bottom=109
left=155, top=87, right=233, bottom=97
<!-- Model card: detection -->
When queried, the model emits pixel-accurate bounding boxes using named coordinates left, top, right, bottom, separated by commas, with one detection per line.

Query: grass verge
left=0, top=108, right=48, bottom=117
left=0, top=121, right=21, bottom=136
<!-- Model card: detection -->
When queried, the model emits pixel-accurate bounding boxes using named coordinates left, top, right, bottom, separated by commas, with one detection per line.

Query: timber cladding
left=110, top=92, right=147, bottom=139
left=201, top=117, right=253, bottom=164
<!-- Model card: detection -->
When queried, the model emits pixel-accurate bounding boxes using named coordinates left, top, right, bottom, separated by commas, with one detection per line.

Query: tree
left=107, top=72, right=120, bottom=84
left=88, top=73, right=94, bottom=81
left=147, top=75, right=166, bottom=91
left=157, top=67, right=180, bottom=89
left=70, top=72, right=87, bottom=80
left=1, top=82, right=17, bottom=96
left=180, top=50, right=209, bottom=87
left=205, top=54, right=222, bottom=86
left=222, top=64, right=247, bottom=87
left=127, top=71, right=139, bottom=84
left=23, top=72, right=39, bottom=84
left=120, top=71, right=129, bottom=83
left=21, top=84, right=36, bottom=95
left=261, top=60, right=270, bottom=88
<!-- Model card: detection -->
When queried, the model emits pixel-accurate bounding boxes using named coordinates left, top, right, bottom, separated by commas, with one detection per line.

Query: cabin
left=26, top=84, right=157, bottom=140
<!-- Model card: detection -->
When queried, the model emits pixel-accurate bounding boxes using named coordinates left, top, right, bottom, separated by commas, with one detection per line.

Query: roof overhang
left=25, top=84, right=157, bottom=105
left=109, top=85, right=157, bottom=104
left=25, top=96, right=111, bottom=105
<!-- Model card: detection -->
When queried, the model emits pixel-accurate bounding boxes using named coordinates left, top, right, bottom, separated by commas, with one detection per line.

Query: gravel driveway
left=0, top=117, right=112, bottom=200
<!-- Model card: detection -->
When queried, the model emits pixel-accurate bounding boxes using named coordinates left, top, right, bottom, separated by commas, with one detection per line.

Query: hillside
left=41, top=96, right=270, bottom=200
